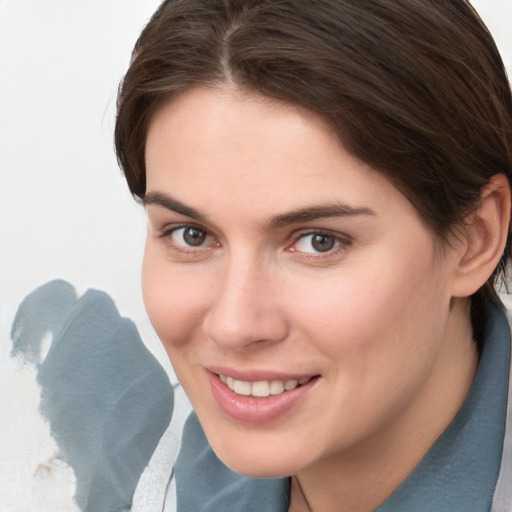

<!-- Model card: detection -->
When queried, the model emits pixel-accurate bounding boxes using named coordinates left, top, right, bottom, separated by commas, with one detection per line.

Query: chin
left=221, top=456, right=294, bottom=479
left=209, top=435, right=304, bottom=479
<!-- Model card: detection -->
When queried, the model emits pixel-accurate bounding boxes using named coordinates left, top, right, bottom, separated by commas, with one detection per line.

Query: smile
left=218, top=374, right=312, bottom=398
left=209, top=371, right=320, bottom=423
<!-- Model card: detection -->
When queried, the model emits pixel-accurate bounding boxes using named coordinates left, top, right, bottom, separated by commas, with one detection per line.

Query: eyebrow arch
left=268, top=204, right=376, bottom=229
left=143, top=191, right=207, bottom=222
left=143, top=191, right=375, bottom=228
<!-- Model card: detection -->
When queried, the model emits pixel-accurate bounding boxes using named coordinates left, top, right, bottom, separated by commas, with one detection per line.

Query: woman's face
left=143, top=87, right=468, bottom=478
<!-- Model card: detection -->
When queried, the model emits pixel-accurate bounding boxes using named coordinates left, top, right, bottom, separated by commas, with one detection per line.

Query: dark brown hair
left=115, top=0, right=512, bottom=346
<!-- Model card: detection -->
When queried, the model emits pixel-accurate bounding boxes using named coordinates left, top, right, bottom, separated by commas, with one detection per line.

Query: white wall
left=0, top=0, right=168, bottom=367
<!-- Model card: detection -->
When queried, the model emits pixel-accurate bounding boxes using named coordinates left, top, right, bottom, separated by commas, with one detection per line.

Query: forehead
left=144, top=86, right=415, bottom=225
left=146, top=86, right=337, bottom=175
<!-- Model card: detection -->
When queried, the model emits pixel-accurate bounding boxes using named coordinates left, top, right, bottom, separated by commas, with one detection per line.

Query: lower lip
left=208, top=372, right=318, bottom=425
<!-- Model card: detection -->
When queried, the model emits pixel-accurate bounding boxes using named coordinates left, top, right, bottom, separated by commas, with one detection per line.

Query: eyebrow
left=143, top=191, right=207, bottom=222
left=268, top=204, right=376, bottom=228
left=144, top=191, right=375, bottom=228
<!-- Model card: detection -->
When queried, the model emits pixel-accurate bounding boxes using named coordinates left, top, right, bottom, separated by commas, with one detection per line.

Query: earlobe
left=452, top=174, right=511, bottom=298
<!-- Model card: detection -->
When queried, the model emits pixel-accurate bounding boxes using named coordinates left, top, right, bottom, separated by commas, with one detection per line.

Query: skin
left=143, top=86, right=482, bottom=511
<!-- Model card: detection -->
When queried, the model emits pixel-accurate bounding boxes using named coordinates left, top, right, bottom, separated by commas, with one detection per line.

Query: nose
left=202, top=257, right=289, bottom=351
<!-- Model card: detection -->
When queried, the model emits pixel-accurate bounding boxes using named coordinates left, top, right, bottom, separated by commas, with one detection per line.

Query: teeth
left=284, top=379, right=298, bottom=390
left=233, top=380, right=252, bottom=396
left=251, top=381, right=270, bottom=397
left=269, top=380, right=285, bottom=395
left=219, top=375, right=311, bottom=397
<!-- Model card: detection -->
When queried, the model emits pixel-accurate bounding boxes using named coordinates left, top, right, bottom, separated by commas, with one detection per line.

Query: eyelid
left=290, top=227, right=352, bottom=243
left=157, top=223, right=220, bottom=256
left=288, top=228, right=353, bottom=257
left=154, top=222, right=351, bottom=260
left=158, top=222, right=208, bottom=239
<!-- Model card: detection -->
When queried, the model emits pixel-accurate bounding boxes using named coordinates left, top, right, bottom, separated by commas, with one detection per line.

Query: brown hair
left=115, top=0, right=512, bottom=346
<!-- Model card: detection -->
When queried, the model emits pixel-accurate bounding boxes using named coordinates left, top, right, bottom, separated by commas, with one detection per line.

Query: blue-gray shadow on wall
left=11, top=280, right=174, bottom=512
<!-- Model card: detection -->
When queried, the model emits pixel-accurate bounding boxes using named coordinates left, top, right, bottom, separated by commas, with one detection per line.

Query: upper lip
left=206, top=365, right=317, bottom=382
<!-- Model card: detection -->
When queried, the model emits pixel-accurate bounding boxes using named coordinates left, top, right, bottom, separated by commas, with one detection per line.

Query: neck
left=289, top=299, right=479, bottom=512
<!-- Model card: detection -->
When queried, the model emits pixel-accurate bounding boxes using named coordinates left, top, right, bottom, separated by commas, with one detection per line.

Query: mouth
left=218, top=374, right=313, bottom=398
left=208, top=371, right=320, bottom=424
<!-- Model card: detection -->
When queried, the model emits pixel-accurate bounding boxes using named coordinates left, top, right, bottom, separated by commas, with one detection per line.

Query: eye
left=295, top=233, right=338, bottom=253
left=291, top=231, right=350, bottom=255
left=172, top=226, right=209, bottom=247
left=161, top=225, right=216, bottom=251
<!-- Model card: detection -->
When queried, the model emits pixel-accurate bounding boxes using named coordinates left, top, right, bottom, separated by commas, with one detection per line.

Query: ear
left=451, top=174, right=511, bottom=298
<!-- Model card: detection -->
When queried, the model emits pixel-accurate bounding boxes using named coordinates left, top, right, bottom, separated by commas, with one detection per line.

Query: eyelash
left=158, top=224, right=218, bottom=256
left=288, top=230, right=353, bottom=259
left=158, top=224, right=352, bottom=259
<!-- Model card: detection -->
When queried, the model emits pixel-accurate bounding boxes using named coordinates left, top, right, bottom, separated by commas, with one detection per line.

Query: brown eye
left=166, top=225, right=212, bottom=249
left=311, top=234, right=336, bottom=252
left=293, top=232, right=349, bottom=256
left=182, top=227, right=207, bottom=246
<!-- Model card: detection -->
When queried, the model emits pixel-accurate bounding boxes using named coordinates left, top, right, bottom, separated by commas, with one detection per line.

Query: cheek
left=287, top=265, right=451, bottom=437
left=289, top=248, right=451, bottom=366
left=141, top=245, right=211, bottom=351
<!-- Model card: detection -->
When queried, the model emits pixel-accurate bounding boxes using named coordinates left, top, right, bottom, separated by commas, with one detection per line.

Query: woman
left=115, top=1, right=512, bottom=510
